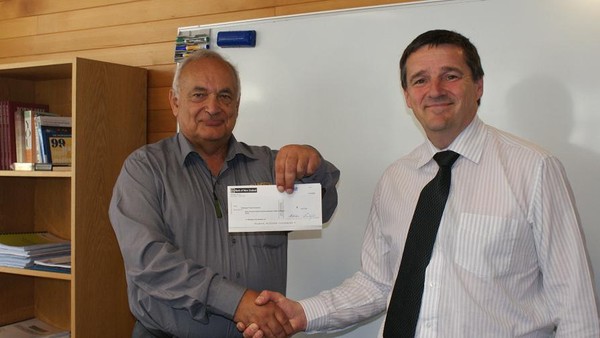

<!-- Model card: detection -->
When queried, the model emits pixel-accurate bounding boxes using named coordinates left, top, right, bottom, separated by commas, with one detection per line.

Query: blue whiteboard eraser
left=217, top=30, right=256, bottom=48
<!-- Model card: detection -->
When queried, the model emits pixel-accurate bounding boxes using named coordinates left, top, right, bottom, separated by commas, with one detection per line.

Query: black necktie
left=383, top=150, right=460, bottom=338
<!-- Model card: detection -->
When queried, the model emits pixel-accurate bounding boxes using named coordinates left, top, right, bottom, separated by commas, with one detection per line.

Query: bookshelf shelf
left=0, top=58, right=147, bottom=337
left=0, top=266, right=71, bottom=281
left=0, top=170, right=72, bottom=178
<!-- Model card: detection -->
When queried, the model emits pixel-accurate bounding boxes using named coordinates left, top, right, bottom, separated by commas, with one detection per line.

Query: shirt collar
left=419, top=116, right=486, bottom=168
left=177, top=133, right=259, bottom=167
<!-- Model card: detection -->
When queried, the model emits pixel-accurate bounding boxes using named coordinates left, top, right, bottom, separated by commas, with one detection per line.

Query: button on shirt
left=300, top=117, right=599, bottom=337
left=109, top=133, right=340, bottom=337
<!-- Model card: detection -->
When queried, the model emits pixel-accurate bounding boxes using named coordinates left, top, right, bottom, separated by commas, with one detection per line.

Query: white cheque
left=227, top=183, right=322, bottom=232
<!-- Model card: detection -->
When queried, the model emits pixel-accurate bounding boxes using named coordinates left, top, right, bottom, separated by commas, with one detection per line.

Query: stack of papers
left=31, top=255, right=71, bottom=273
left=0, top=232, right=70, bottom=270
left=0, top=317, right=69, bottom=337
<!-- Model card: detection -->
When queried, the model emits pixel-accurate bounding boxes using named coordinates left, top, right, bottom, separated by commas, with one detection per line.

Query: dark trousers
left=132, top=320, right=172, bottom=338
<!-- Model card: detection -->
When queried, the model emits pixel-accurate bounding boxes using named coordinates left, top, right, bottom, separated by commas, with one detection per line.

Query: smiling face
left=170, top=56, right=240, bottom=152
left=403, top=44, right=483, bottom=149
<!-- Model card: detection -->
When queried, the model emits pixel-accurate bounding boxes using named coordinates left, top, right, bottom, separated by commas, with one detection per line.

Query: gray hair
left=172, top=49, right=241, bottom=100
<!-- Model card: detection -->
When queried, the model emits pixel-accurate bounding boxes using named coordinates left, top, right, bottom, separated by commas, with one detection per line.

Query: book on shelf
left=33, top=163, right=71, bottom=172
left=11, top=162, right=35, bottom=171
left=10, top=162, right=71, bottom=172
left=0, top=232, right=70, bottom=253
left=0, top=317, right=69, bottom=337
left=0, top=246, right=71, bottom=258
left=0, top=250, right=71, bottom=269
left=23, top=110, right=56, bottom=164
left=0, top=101, right=49, bottom=170
left=34, top=115, right=71, bottom=165
left=14, top=108, right=25, bottom=163
left=30, top=254, right=71, bottom=273
left=0, top=232, right=71, bottom=269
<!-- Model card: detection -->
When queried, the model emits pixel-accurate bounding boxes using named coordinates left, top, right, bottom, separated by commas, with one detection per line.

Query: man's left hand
left=275, top=145, right=321, bottom=193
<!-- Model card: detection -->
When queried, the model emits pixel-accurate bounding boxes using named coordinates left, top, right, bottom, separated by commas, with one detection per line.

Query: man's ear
left=169, top=89, right=179, bottom=117
left=476, top=78, right=484, bottom=101
left=403, top=89, right=413, bottom=109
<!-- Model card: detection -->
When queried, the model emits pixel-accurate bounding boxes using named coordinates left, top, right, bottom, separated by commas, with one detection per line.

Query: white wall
left=187, top=0, right=600, bottom=336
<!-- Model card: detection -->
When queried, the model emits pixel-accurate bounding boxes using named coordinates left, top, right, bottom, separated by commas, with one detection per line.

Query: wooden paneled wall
left=0, top=0, right=417, bottom=143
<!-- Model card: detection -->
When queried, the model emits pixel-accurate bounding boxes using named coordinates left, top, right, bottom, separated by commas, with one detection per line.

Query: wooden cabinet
left=0, top=58, right=147, bottom=337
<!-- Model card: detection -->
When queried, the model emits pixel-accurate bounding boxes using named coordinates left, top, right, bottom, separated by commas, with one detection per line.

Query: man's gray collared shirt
left=109, top=133, right=339, bottom=337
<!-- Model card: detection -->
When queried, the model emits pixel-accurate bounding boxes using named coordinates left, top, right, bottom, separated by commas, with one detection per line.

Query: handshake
left=234, top=289, right=306, bottom=338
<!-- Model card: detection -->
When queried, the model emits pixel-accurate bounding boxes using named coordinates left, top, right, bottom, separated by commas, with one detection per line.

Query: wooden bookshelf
left=0, top=58, right=147, bottom=337
left=0, top=266, right=72, bottom=281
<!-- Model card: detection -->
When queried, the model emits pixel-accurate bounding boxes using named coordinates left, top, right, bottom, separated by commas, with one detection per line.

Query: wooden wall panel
left=275, top=0, right=413, bottom=15
left=0, top=0, right=417, bottom=143
left=0, top=9, right=276, bottom=60
left=0, top=0, right=135, bottom=19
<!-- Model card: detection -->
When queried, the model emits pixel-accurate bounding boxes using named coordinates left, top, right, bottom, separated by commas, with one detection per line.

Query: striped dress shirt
left=300, top=117, right=599, bottom=337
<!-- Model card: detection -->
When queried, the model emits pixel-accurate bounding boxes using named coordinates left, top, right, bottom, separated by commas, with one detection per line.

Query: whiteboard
left=182, top=0, right=600, bottom=336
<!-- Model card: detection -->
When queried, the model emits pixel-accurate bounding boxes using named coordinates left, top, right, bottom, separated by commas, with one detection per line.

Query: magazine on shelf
left=0, top=248, right=71, bottom=268
left=0, top=232, right=70, bottom=254
left=0, top=317, right=69, bottom=337
left=34, top=115, right=71, bottom=165
left=0, top=232, right=71, bottom=269
left=31, top=254, right=71, bottom=273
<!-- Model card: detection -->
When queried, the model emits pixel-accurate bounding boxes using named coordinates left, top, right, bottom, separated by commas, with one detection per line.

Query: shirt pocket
left=454, top=213, right=518, bottom=278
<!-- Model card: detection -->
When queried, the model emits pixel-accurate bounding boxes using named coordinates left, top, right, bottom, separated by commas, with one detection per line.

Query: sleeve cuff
left=206, top=276, right=247, bottom=320
left=299, top=296, right=330, bottom=332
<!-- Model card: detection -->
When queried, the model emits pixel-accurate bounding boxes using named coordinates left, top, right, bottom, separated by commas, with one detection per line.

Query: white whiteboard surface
left=185, top=0, right=600, bottom=336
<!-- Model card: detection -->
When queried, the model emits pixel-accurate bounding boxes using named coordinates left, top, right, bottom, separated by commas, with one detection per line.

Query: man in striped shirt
left=239, top=29, right=600, bottom=337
